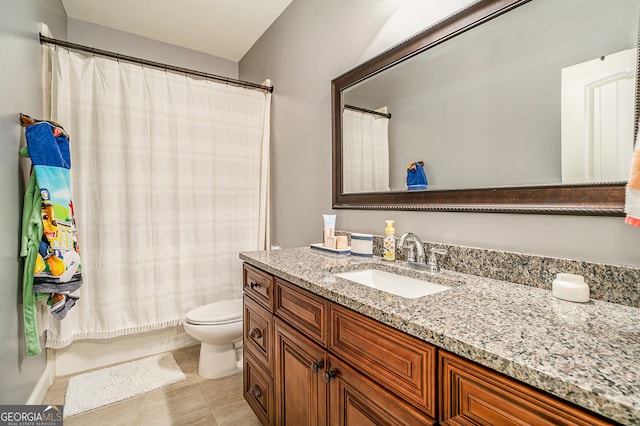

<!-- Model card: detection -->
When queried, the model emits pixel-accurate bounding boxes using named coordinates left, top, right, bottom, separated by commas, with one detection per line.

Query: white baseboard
left=52, top=326, right=198, bottom=377
left=27, top=360, right=54, bottom=405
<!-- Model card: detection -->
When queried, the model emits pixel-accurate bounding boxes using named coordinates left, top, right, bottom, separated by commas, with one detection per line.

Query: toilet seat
left=186, top=298, right=242, bottom=325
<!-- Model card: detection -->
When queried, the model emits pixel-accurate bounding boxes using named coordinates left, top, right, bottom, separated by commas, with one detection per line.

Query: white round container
left=350, top=233, right=373, bottom=257
left=552, top=273, right=590, bottom=303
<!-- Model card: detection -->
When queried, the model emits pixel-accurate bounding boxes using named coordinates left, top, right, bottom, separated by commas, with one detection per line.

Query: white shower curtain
left=46, top=47, right=271, bottom=348
left=342, top=108, right=390, bottom=193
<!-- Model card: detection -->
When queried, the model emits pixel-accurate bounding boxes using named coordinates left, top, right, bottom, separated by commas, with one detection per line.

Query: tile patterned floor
left=42, top=345, right=261, bottom=426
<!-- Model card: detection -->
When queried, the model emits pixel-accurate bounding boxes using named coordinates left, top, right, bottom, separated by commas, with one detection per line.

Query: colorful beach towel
left=20, top=114, right=82, bottom=356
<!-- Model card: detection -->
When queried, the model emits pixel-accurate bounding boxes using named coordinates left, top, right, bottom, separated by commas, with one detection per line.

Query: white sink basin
left=334, top=269, right=450, bottom=299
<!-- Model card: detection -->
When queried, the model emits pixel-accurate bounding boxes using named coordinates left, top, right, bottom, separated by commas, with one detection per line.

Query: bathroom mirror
left=331, top=0, right=639, bottom=214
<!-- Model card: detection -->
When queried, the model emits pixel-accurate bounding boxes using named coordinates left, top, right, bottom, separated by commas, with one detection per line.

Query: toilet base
left=197, top=341, right=243, bottom=379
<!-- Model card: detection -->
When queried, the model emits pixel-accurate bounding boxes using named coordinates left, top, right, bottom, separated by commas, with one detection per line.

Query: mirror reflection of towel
left=625, top=138, right=640, bottom=227
left=407, top=161, right=427, bottom=190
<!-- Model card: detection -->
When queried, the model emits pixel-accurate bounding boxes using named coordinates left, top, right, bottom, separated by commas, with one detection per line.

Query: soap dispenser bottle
left=383, top=220, right=396, bottom=262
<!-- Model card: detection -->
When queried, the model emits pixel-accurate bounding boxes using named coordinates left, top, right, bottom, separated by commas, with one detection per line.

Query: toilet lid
left=186, top=298, right=243, bottom=325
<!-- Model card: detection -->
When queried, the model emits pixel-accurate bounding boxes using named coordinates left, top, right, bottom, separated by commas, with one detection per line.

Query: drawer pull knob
left=323, top=369, right=336, bottom=383
left=249, top=384, right=262, bottom=398
left=312, top=360, right=324, bottom=373
left=249, top=328, right=262, bottom=339
left=249, top=281, right=259, bottom=289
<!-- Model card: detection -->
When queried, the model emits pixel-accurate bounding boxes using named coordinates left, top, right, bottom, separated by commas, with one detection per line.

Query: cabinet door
left=439, top=350, right=614, bottom=426
left=274, top=318, right=328, bottom=426
left=327, top=355, right=436, bottom=426
left=329, top=303, right=436, bottom=417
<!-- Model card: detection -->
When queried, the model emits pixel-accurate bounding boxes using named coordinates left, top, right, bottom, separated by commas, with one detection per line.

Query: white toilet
left=183, top=298, right=243, bottom=379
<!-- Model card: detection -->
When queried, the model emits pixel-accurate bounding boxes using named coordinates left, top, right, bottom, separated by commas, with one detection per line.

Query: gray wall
left=0, top=0, right=67, bottom=404
left=67, top=19, right=238, bottom=79
left=240, top=0, right=640, bottom=267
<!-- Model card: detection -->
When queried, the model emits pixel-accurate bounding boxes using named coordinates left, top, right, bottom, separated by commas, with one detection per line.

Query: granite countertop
left=240, top=247, right=640, bottom=425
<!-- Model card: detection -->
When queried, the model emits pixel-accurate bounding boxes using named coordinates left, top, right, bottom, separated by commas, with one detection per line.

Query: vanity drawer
left=329, top=303, right=437, bottom=417
left=243, top=295, right=274, bottom=374
left=244, top=351, right=275, bottom=426
left=274, top=279, right=329, bottom=347
left=244, top=264, right=273, bottom=311
left=439, top=350, right=614, bottom=426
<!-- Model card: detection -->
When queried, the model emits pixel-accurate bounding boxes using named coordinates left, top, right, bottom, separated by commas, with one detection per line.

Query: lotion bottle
left=383, top=220, right=396, bottom=261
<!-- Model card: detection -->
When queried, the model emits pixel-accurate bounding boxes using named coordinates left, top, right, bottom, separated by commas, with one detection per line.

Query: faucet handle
left=427, top=248, right=447, bottom=272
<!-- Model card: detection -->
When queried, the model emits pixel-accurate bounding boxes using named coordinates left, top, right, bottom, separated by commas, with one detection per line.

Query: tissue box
left=350, top=233, right=373, bottom=257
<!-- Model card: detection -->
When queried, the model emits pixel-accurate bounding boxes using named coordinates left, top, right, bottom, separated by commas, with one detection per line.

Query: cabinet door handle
left=323, top=369, right=336, bottom=383
left=248, top=328, right=262, bottom=339
left=248, top=384, right=262, bottom=398
left=311, top=360, right=324, bottom=373
left=249, top=281, right=259, bottom=289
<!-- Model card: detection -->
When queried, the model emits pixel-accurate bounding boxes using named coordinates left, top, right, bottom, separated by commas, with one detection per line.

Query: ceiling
left=61, top=0, right=294, bottom=62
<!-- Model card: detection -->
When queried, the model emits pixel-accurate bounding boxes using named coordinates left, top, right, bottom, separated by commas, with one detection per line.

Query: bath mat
left=64, top=352, right=186, bottom=417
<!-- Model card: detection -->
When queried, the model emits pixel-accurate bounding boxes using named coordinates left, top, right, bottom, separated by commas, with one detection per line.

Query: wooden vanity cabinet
left=243, top=263, right=437, bottom=425
left=329, top=303, right=437, bottom=418
left=327, top=355, right=436, bottom=426
left=243, top=263, right=614, bottom=426
left=243, top=264, right=275, bottom=425
left=244, top=295, right=274, bottom=373
left=273, top=296, right=435, bottom=425
left=274, top=317, right=328, bottom=425
left=439, top=350, right=614, bottom=426
left=244, top=263, right=274, bottom=311
left=244, top=350, right=275, bottom=425
left=274, top=278, right=329, bottom=347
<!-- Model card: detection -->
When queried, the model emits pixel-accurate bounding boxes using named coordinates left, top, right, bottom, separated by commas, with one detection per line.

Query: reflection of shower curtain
left=45, top=47, right=271, bottom=348
left=342, top=109, right=390, bottom=193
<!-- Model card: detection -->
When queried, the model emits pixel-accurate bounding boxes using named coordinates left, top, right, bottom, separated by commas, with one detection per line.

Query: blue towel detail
left=407, top=161, right=427, bottom=190
left=25, top=122, right=70, bottom=169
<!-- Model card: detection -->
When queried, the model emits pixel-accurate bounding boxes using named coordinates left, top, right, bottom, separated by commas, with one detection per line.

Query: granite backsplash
left=334, top=231, right=640, bottom=308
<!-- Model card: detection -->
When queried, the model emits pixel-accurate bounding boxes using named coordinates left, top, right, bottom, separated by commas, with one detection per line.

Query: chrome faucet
left=398, top=232, right=426, bottom=268
left=398, top=232, right=447, bottom=273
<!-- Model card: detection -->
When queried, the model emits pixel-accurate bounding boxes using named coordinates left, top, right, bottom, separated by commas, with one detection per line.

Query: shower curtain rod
left=39, top=34, right=274, bottom=93
left=344, top=104, right=391, bottom=119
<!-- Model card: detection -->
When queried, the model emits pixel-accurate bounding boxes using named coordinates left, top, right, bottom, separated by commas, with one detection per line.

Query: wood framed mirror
left=331, top=0, right=639, bottom=215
